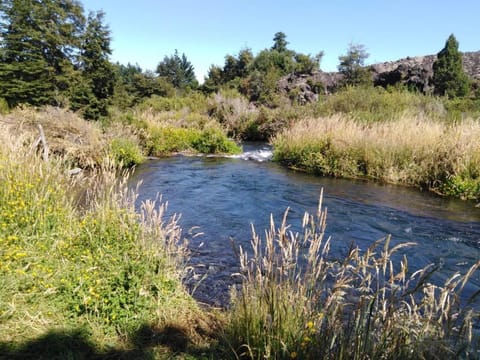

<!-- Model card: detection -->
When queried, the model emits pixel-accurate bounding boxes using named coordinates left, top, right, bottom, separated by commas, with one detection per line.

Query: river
left=130, top=144, right=480, bottom=308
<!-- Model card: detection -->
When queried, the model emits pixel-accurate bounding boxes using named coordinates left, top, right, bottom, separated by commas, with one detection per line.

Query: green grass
left=0, top=128, right=215, bottom=356
left=309, top=86, right=447, bottom=123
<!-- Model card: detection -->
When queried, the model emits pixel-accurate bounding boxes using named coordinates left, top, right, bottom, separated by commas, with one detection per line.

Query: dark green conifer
left=432, top=34, right=470, bottom=98
left=0, top=0, right=84, bottom=107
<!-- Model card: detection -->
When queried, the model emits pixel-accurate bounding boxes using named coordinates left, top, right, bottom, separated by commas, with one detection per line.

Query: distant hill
left=278, top=51, right=480, bottom=103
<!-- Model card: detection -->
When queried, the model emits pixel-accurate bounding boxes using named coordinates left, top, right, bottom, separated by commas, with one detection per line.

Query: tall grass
left=225, top=190, right=479, bottom=359
left=0, top=121, right=209, bottom=352
left=273, top=114, right=480, bottom=200
left=311, top=86, right=447, bottom=123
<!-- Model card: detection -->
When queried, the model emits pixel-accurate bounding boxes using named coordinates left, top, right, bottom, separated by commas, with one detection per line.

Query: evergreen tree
left=338, top=43, right=372, bottom=87
left=156, top=50, right=198, bottom=89
left=0, top=0, right=85, bottom=107
left=202, top=65, right=224, bottom=93
left=71, top=10, right=115, bottom=119
left=432, top=34, right=470, bottom=98
left=271, top=31, right=288, bottom=52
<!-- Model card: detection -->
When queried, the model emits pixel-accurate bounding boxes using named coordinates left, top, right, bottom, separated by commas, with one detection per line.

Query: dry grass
left=273, top=114, right=480, bottom=199
left=225, top=190, right=479, bottom=359
left=0, top=106, right=107, bottom=168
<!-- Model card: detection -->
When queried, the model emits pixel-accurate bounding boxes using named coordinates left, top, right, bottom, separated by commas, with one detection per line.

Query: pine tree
left=0, top=0, right=85, bottom=107
left=156, top=50, right=198, bottom=89
left=71, top=11, right=116, bottom=119
left=432, top=34, right=470, bottom=98
left=271, top=32, right=288, bottom=53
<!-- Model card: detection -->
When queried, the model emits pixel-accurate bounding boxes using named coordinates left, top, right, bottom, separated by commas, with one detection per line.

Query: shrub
left=0, top=98, right=9, bottom=114
left=109, top=138, right=144, bottom=167
left=208, top=90, right=259, bottom=139
left=146, top=126, right=198, bottom=156
left=136, top=92, right=209, bottom=114
left=312, top=86, right=446, bottom=122
left=191, top=127, right=241, bottom=154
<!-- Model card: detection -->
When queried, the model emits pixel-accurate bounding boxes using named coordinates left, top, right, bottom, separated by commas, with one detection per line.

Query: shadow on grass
left=0, top=323, right=217, bottom=360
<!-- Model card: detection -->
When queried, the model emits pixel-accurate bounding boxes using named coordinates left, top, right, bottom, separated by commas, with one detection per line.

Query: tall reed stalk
left=226, top=190, right=479, bottom=359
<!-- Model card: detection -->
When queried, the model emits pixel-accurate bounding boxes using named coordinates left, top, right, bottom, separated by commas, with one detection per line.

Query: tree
left=432, top=34, right=470, bottom=98
left=71, top=10, right=116, bottom=119
left=156, top=50, right=198, bottom=89
left=271, top=31, right=288, bottom=52
left=294, top=52, right=323, bottom=74
left=202, top=65, right=224, bottom=93
left=338, top=43, right=372, bottom=87
left=0, top=0, right=85, bottom=107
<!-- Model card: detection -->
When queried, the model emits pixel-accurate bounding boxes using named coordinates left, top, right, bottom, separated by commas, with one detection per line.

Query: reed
left=225, top=190, right=479, bottom=359
left=273, top=114, right=480, bottom=200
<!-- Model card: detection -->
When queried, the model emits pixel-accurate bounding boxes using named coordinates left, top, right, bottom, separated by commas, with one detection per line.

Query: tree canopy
left=156, top=50, right=198, bottom=90
left=0, top=0, right=85, bottom=107
left=338, top=43, right=372, bottom=87
left=203, top=32, right=322, bottom=103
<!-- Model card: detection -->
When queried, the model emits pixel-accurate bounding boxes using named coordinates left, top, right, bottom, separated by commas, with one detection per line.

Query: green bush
left=146, top=126, right=198, bottom=156
left=0, top=98, right=9, bottom=114
left=136, top=92, right=208, bottom=114
left=146, top=125, right=240, bottom=156
left=109, top=138, right=144, bottom=167
left=191, top=127, right=241, bottom=154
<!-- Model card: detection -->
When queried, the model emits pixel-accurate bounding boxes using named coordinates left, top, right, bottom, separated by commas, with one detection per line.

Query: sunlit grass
left=0, top=123, right=210, bottom=353
left=225, top=190, right=479, bottom=359
left=273, top=114, right=480, bottom=200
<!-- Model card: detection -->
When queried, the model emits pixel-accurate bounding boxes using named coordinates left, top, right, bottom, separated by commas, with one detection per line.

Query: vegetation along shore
left=0, top=0, right=479, bottom=358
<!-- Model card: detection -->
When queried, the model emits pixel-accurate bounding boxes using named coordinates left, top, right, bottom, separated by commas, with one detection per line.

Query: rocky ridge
left=278, top=51, right=480, bottom=103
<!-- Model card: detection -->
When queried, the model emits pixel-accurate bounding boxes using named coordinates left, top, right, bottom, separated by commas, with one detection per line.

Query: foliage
left=271, top=31, right=288, bottom=52
left=145, top=125, right=240, bottom=157
left=312, top=86, right=446, bottom=122
left=137, top=92, right=209, bottom=114
left=203, top=32, right=322, bottom=105
left=113, top=66, right=176, bottom=108
left=338, top=43, right=372, bottom=87
left=109, top=138, right=144, bottom=167
left=156, top=50, right=198, bottom=90
left=0, top=98, right=9, bottom=114
left=70, top=11, right=116, bottom=120
left=432, top=34, right=470, bottom=98
left=191, top=127, right=241, bottom=154
left=225, top=194, right=479, bottom=358
left=0, top=0, right=85, bottom=107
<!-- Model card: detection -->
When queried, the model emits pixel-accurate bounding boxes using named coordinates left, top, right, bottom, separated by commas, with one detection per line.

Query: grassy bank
left=0, top=117, right=219, bottom=357
left=273, top=114, right=480, bottom=200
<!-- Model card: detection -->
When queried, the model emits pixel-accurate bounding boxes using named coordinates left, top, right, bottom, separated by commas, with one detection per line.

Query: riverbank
left=0, top=107, right=479, bottom=358
left=0, top=116, right=222, bottom=357
left=273, top=113, right=480, bottom=202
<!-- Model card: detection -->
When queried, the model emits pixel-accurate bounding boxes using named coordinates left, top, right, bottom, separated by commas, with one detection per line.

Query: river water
left=130, top=144, right=480, bottom=308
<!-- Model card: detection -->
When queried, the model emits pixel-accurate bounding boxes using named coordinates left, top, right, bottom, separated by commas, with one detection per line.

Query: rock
left=277, top=51, right=480, bottom=103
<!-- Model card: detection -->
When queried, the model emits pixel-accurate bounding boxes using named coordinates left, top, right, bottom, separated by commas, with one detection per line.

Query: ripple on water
left=130, top=144, right=480, bottom=308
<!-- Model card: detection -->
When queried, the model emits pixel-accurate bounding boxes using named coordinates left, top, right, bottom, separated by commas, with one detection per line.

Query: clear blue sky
left=81, top=0, right=479, bottom=82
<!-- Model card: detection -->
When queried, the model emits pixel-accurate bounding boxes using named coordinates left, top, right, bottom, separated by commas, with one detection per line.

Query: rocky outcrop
left=277, top=71, right=343, bottom=104
left=279, top=51, right=480, bottom=103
